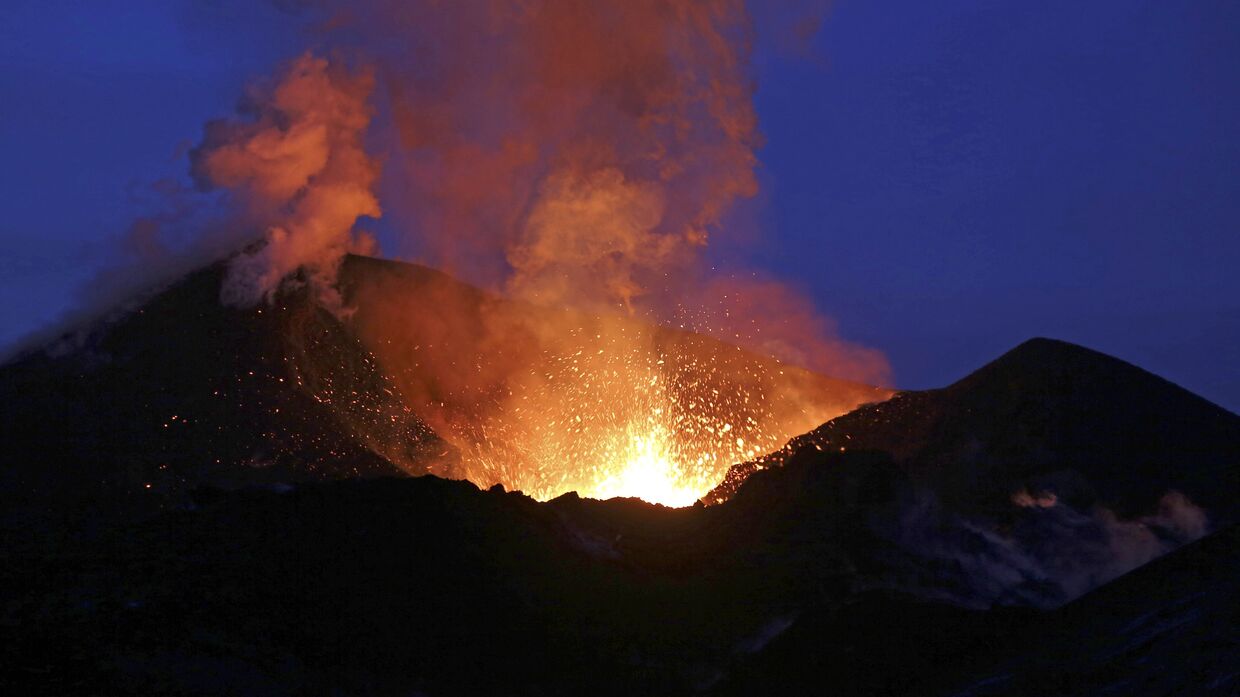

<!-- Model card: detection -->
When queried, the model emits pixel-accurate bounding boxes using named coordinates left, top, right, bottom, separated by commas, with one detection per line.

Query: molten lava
left=345, top=262, right=893, bottom=509
left=591, top=428, right=705, bottom=507
left=406, top=318, right=853, bottom=506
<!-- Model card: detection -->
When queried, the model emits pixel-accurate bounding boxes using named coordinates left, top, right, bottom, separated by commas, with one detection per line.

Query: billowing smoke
left=350, top=0, right=762, bottom=313
left=160, top=0, right=884, bottom=372
left=191, top=53, right=381, bottom=313
left=4, top=52, right=383, bottom=360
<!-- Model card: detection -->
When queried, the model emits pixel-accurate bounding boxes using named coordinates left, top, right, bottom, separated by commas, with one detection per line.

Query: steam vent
left=3, top=2, right=1238, bottom=695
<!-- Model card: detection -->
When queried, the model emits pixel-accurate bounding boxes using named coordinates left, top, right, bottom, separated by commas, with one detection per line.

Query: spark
left=434, top=321, right=813, bottom=506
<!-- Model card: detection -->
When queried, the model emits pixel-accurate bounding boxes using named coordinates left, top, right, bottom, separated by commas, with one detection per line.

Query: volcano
left=1, top=261, right=1237, bottom=695
left=0, top=254, right=887, bottom=514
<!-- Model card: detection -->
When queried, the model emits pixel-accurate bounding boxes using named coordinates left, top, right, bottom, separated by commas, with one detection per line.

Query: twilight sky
left=2, top=0, right=1238, bottom=411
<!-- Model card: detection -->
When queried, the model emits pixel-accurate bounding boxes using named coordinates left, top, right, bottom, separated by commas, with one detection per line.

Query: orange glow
left=592, top=428, right=701, bottom=507
left=451, top=327, right=775, bottom=506
left=346, top=270, right=890, bottom=507
left=187, top=2, right=895, bottom=506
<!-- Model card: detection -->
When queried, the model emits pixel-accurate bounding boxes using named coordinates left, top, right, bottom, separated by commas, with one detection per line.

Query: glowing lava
left=350, top=276, right=891, bottom=508
left=439, top=322, right=786, bottom=507
left=589, top=427, right=702, bottom=507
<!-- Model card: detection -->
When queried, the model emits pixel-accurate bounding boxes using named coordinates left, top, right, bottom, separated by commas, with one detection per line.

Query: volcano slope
left=0, top=254, right=886, bottom=517
left=713, top=521, right=1240, bottom=697
left=710, top=337, right=1240, bottom=522
left=0, top=258, right=411, bottom=520
left=1, top=330, right=1236, bottom=695
left=0, top=261, right=448, bottom=520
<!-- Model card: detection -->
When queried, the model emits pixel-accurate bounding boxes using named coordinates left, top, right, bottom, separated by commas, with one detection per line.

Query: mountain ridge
left=707, top=337, right=1240, bottom=520
left=0, top=254, right=889, bottom=513
left=2, top=295, right=1237, bottom=694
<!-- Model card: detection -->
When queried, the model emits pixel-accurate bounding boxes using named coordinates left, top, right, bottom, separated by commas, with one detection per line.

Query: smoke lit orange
left=184, top=1, right=892, bottom=505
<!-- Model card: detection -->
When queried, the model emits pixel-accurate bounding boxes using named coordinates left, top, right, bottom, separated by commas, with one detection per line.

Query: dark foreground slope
left=3, top=453, right=1236, bottom=696
left=945, top=522, right=1240, bottom=696
left=0, top=465, right=1019, bottom=696
left=709, top=337, right=1240, bottom=522
left=712, top=523, right=1240, bottom=697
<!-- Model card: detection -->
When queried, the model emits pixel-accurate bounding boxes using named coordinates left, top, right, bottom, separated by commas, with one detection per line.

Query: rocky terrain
left=1, top=261, right=1236, bottom=695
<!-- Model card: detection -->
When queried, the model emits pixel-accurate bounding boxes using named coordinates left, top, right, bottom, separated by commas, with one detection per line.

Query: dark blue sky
left=3, top=0, right=1238, bottom=411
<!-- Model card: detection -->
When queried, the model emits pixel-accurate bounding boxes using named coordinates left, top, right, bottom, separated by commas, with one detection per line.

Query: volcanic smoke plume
left=191, top=54, right=381, bottom=313
left=179, top=0, right=888, bottom=503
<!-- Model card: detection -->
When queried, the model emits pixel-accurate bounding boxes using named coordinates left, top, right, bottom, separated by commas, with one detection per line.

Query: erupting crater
left=321, top=257, right=896, bottom=507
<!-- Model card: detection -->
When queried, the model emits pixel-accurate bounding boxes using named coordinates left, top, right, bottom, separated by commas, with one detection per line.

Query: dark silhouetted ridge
left=0, top=262, right=451, bottom=517
left=2, top=314, right=1237, bottom=695
left=709, top=338, right=1240, bottom=520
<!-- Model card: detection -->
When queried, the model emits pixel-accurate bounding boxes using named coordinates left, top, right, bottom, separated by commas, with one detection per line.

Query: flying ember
left=170, top=0, right=894, bottom=508
left=414, top=319, right=848, bottom=507
left=343, top=264, right=891, bottom=509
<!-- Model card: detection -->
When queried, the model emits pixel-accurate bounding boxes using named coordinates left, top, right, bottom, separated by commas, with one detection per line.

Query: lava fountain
left=346, top=264, right=890, bottom=507
left=175, top=0, right=893, bottom=508
left=454, top=324, right=772, bottom=506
